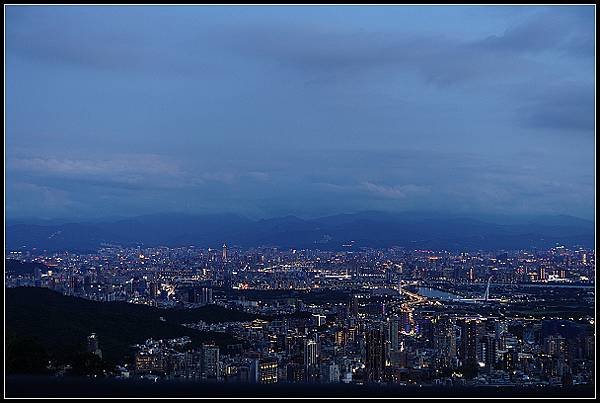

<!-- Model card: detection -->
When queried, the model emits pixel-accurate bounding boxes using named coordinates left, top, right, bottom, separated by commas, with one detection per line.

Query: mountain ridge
left=5, top=211, right=595, bottom=252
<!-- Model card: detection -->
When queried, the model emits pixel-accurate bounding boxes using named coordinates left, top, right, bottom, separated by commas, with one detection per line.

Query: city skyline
left=5, top=243, right=596, bottom=397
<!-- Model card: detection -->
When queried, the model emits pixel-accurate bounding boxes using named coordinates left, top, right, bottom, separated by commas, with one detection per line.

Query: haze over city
left=5, top=5, right=595, bottom=221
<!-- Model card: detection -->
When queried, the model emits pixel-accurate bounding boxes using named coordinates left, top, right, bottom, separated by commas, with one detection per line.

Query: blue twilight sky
left=5, top=5, right=596, bottom=221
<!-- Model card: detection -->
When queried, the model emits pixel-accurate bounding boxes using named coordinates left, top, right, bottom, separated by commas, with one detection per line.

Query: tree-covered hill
left=6, top=287, right=263, bottom=371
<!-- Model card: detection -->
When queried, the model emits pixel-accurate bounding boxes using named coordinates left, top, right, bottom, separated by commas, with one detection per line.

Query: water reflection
left=416, top=287, right=460, bottom=301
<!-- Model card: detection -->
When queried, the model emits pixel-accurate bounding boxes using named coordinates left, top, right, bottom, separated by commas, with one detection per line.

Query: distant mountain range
left=5, top=211, right=595, bottom=252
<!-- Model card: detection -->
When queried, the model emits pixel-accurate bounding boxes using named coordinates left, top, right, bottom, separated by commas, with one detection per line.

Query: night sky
left=5, top=5, right=595, bottom=220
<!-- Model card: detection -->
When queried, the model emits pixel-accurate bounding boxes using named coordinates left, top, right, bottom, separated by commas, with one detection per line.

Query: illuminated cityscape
left=5, top=244, right=595, bottom=394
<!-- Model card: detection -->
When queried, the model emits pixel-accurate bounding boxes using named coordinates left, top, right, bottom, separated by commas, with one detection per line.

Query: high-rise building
left=202, top=287, right=213, bottom=304
left=335, top=329, right=346, bottom=348
left=187, top=287, right=198, bottom=304
left=483, top=333, right=497, bottom=372
left=501, top=350, right=519, bottom=372
left=34, top=267, right=42, bottom=287
left=188, top=286, right=213, bottom=304
left=312, top=314, right=326, bottom=327
left=365, top=325, right=386, bottom=382
left=201, top=344, right=220, bottom=379
left=83, top=274, right=92, bottom=290
left=304, top=339, right=319, bottom=382
left=433, top=316, right=456, bottom=369
left=221, top=243, right=232, bottom=288
left=389, top=318, right=400, bottom=352
left=87, top=333, right=102, bottom=359
left=544, top=335, right=566, bottom=357
left=286, top=362, right=304, bottom=383
left=385, top=268, right=394, bottom=285
left=87, top=333, right=99, bottom=353
left=135, top=351, right=163, bottom=373
left=68, top=276, right=77, bottom=295
left=399, top=309, right=413, bottom=333
left=538, top=266, right=547, bottom=282
left=149, top=281, right=159, bottom=298
left=258, top=359, right=278, bottom=384
left=584, top=334, right=595, bottom=360
left=320, top=361, right=340, bottom=383
left=458, top=319, right=480, bottom=372
left=349, top=295, right=359, bottom=318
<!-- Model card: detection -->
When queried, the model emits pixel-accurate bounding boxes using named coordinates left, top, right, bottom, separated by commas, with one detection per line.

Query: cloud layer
left=5, top=5, right=595, bottom=220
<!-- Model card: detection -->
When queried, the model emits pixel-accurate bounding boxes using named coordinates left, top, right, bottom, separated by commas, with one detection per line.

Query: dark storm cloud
left=220, top=23, right=518, bottom=86
left=8, top=6, right=592, bottom=85
left=516, top=84, right=595, bottom=132
left=218, top=7, right=594, bottom=86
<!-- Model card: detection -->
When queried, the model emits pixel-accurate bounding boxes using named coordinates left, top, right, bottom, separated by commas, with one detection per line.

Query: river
left=416, top=287, right=461, bottom=301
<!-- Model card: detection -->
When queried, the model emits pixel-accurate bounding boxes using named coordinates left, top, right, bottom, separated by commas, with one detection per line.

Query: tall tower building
left=222, top=243, right=232, bottom=288
left=222, top=243, right=228, bottom=263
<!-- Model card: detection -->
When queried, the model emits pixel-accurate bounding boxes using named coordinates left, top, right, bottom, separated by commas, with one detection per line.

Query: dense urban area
left=5, top=243, right=595, bottom=392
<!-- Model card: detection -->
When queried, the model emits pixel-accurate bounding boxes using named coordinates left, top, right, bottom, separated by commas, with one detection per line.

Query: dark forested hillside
left=5, top=287, right=262, bottom=370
